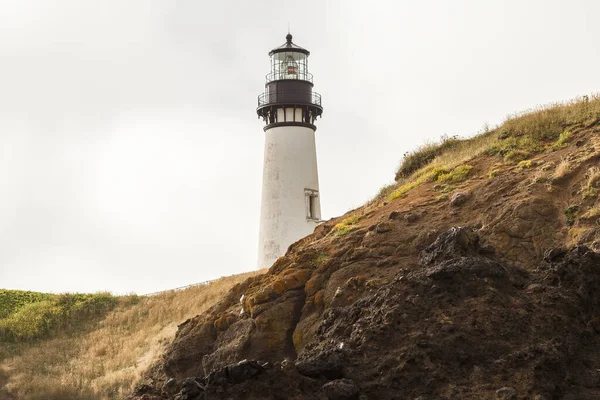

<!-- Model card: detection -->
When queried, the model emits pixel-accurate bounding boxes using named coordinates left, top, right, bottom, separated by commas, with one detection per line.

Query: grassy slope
left=0, top=270, right=264, bottom=400
left=374, top=94, right=600, bottom=206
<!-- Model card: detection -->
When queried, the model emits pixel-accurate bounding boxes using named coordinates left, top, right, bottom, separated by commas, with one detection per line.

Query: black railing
left=258, top=91, right=322, bottom=107
left=265, top=71, right=313, bottom=83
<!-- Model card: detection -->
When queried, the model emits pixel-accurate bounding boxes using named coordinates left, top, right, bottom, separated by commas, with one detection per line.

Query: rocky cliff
left=129, top=99, right=600, bottom=400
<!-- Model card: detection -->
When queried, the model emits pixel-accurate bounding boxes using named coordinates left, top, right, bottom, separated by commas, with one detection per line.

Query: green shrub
left=552, top=130, right=573, bottom=149
left=564, top=205, right=580, bottom=226
left=0, top=290, right=53, bottom=319
left=486, top=136, right=542, bottom=162
left=0, top=301, right=61, bottom=341
left=0, top=292, right=119, bottom=342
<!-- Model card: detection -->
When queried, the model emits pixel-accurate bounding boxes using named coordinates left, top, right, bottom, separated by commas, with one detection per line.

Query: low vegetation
left=581, top=207, right=600, bottom=220
left=552, top=130, right=573, bottom=149
left=388, top=164, right=473, bottom=201
left=517, top=160, right=533, bottom=169
left=531, top=169, right=549, bottom=184
left=333, top=214, right=361, bottom=236
left=486, top=135, right=541, bottom=162
left=437, top=165, right=473, bottom=182
left=564, top=205, right=580, bottom=226
left=553, top=158, right=571, bottom=180
left=0, top=271, right=264, bottom=400
left=582, top=166, right=600, bottom=199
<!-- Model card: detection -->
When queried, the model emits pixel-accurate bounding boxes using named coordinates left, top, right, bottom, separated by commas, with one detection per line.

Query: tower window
left=305, top=189, right=319, bottom=221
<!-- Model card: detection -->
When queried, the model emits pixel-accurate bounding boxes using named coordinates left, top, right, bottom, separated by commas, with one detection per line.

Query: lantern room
left=257, top=34, right=323, bottom=130
left=267, top=33, right=311, bottom=82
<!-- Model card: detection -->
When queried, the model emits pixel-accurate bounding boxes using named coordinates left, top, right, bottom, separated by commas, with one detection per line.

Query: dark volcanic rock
left=543, top=247, right=567, bottom=262
left=419, top=226, right=481, bottom=265
left=133, top=384, right=156, bottom=395
left=177, top=377, right=204, bottom=400
left=295, top=347, right=345, bottom=379
left=207, top=359, right=265, bottom=385
left=129, top=227, right=600, bottom=400
left=322, top=378, right=359, bottom=400
left=164, top=378, right=178, bottom=394
left=450, top=192, right=468, bottom=207
left=495, top=386, right=517, bottom=399
left=375, top=222, right=393, bottom=233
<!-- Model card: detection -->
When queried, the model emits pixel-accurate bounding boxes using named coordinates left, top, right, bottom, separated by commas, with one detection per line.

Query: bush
left=0, top=292, right=119, bottom=342
left=564, top=205, right=580, bottom=226
left=0, top=290, right=52, bottom=319
left=552, top=130, right=573, bottom=149
left=0, top=301, right=62, bottom=341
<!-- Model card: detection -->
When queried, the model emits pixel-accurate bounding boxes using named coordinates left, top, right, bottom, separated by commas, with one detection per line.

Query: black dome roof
left=269, top=34, right=310, bottom=56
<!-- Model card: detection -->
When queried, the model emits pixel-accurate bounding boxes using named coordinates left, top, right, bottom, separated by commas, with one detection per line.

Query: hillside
left=0, top=271, right=263, bottom=399
left=127, top=95, right=600, bottom=400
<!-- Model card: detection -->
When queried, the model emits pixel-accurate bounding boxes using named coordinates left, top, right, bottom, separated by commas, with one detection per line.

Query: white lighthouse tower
left=256, top=33, right=324, bottom=270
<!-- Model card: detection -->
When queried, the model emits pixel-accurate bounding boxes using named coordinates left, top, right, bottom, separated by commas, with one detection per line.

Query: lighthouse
left=256, top=33, right=324, bottom=270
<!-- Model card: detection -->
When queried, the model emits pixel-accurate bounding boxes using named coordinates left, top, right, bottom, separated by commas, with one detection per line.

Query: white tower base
left=257, top=124, right=321, bottom=270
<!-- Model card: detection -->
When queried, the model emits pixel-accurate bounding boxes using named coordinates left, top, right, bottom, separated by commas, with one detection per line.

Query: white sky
left=1, top=0, right=599, bottom=294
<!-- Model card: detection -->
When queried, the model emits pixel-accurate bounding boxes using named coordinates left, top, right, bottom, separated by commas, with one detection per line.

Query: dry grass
left=384, top=134, right=495, bottom=202
left=498, top=94, right=600, bottom=140
left=586, top=166, right=600, bottom=188
left=581, top=207, right=600, bottom=220
left=1, top=270, right=265, bottom=400
left=530, top=169, right=549, bottom=185
left=395, top=135, right=461, bottom=180
left=553, top=158, right=571, bottom=180
left=582, top=166, right=600, bottom=199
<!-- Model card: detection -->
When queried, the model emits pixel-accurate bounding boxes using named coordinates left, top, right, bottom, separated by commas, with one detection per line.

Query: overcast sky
left=1, top=0, right=599, bottom=294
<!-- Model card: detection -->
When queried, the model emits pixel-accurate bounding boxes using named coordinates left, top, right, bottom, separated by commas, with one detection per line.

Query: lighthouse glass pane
left=271, top=52, right=309, bottom=81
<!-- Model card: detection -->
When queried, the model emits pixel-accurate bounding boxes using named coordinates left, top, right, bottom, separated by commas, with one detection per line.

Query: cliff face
left=130, top=111, right=600, bottom=399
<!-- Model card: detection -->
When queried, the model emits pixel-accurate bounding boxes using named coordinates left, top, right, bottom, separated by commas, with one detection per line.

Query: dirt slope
left=130, top=125, right=600, bottom=400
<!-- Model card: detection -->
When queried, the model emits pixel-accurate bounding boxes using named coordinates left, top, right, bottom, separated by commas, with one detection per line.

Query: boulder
left=206, top=359, right=266, bottom=386
left=296, top=348, right=345, bottom=379
left=450, top=192, right=468, bottom=207
left=495, top=386, right=517, bottom=399
left=419, top=227, right=481, bottom=266
left=178, top=377, right=204, bottom=400
left=322, top=378, right=359, bottom=400
left=375, top=222, right=393, bottom=233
